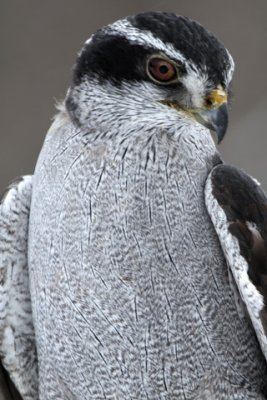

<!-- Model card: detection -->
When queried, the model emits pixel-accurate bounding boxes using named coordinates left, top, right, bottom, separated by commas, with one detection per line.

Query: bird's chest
left=29, top=145, right=220, bottom=394
left=44, top=144, right=219, bottom=309
left=29, top=139, right=266, bottom=399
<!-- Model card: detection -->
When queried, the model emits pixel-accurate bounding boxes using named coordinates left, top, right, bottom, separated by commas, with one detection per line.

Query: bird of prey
left=1, top=11, right=267, bottom=400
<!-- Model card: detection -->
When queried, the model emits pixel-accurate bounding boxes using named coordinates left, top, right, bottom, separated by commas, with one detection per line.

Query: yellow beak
left=160, top=86, right=229, bottom=143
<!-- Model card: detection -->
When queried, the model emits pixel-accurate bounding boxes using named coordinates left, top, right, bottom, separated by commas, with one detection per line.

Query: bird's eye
left=147, top=57, right=177, bottom=84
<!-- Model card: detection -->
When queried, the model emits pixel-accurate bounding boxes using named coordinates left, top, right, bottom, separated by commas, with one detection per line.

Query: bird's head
left=66, top=12, right=234, bottom=144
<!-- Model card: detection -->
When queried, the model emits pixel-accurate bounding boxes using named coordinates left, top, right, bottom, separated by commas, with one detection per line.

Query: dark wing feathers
left=211, top=165, right=267, bottom=315
left=0, top=363, right=23, bottom=400
left=205, top=164, right=267, bottom=360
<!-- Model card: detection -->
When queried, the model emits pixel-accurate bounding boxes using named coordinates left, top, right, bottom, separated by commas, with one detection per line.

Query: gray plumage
left=1, top=11, right=267, bottom=400
left=0, top=177, right=37, bottom=399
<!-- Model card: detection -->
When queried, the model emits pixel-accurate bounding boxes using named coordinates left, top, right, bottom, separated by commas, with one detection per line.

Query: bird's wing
left=0, top=176, right=38, bottom=399
left=205, top=164, right=267, bottom=361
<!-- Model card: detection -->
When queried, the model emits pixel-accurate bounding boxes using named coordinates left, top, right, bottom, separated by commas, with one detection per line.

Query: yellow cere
left=206, top=89, right=228, bottom=108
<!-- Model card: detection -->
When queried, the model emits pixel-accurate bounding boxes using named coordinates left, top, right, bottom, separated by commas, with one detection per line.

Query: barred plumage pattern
left=1, top=12, right=267, bottom=400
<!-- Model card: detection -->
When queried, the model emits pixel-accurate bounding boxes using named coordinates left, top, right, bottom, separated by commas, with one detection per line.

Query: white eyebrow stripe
left=84, top=18, right=235, bottom=87
left=106, top=19, right=234, bottom=86
left=85, top=36, right=93, bottom=45
left=225, top=49, right=235, bottom=85
left=106, top=18, right=190, bottom=68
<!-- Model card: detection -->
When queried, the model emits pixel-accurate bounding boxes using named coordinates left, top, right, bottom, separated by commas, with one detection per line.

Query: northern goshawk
left=1, top=11, right=267, bottom=400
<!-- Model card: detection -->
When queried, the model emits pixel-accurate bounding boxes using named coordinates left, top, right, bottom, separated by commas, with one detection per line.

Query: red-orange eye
left=147, top=57, right=177, bottom=83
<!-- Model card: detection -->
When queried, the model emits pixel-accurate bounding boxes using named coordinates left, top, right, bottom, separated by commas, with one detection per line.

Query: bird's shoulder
left=205, top=164, right=267, bottom=361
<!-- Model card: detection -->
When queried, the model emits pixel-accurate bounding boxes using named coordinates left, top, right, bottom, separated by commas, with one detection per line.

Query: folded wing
left=0, top=177, right=38, bottom=399
left=205, top=164, right=267, bottom=362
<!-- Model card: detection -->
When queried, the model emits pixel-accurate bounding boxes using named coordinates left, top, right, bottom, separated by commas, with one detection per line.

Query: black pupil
left=159, top=65, right=169, bottom=74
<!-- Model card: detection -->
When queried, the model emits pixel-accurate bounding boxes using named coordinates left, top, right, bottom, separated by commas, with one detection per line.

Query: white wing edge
left=0, top=176, right=38, bottom=400
left=205, top=171, right=267, bottom=362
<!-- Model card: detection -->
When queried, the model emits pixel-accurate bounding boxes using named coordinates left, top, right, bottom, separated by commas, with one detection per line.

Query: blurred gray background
left=1, top=0, right=267, bottom=190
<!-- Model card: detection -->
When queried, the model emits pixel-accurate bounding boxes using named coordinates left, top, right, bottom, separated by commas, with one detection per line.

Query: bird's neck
left=102, top=121, right=221, bottom=195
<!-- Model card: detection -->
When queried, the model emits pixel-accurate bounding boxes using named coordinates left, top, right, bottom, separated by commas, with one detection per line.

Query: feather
left=0, top=176, right=38, bottom=399
left=205, top=164, right=267, bottom=361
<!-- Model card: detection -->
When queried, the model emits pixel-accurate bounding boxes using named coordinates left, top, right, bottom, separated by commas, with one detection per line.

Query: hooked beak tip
left=194, top=103, right=228, bottom=144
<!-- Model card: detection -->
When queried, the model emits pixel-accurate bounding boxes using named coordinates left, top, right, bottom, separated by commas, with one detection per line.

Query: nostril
left=205, top=98, right=214, bottom=108
left=205, top=89, right=228, bottom=109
